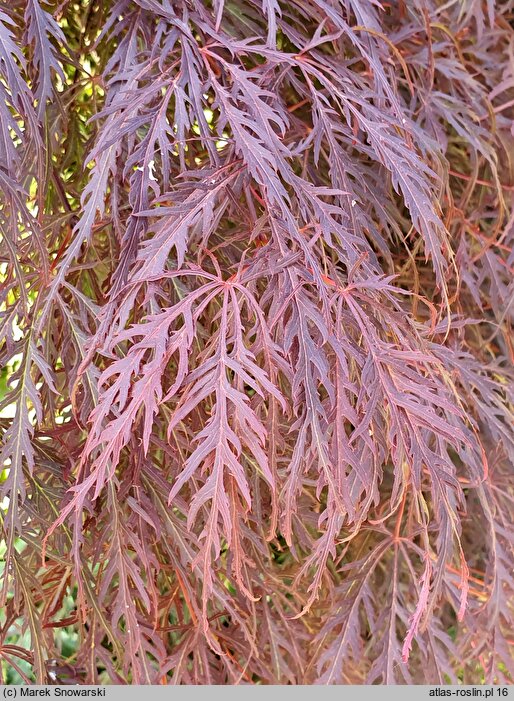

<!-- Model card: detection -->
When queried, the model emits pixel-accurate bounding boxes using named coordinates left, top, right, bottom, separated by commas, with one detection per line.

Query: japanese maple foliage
left=0, top=0, right=513, bottom=685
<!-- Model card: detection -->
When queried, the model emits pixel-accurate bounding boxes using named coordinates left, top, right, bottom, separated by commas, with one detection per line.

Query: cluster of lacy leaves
left=0, top=0, right=513, bottom=685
